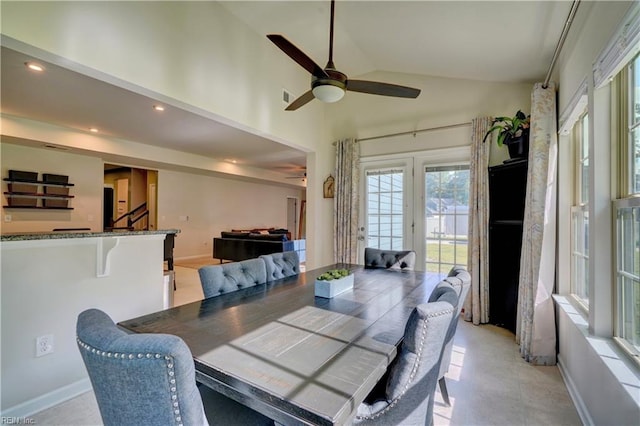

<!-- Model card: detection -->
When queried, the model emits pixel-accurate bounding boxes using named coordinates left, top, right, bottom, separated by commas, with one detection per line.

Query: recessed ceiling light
left=153, top=105, right=165, bottom=111
left=89, top=127, right=99, bottom=133
left=225, top=159, right=237, bottom=164
left=25, top=62, right=45, bottom=72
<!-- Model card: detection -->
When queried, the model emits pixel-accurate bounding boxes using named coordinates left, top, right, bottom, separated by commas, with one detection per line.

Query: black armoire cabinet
left=488, top=159, right=528, bottom=333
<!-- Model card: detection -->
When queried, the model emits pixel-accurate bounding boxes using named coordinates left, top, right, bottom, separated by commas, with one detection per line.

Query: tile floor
left=29, top=262, right=582, bottom=425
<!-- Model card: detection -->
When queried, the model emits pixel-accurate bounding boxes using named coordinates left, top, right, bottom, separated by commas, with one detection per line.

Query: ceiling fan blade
left=347, top=80, right=421, bottom=98
left=267, top=34, right=329, bottom=79
left=285, top=90, right=315, bottom=111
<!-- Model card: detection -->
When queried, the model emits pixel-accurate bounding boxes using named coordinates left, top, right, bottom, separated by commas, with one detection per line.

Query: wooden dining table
left=118, top=264, right=441, bottom=425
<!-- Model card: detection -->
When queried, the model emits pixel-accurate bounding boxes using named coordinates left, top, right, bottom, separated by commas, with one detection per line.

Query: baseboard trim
left=557, top=355, right=594, bottom=426
left=1, top=378, right=92, bottom=418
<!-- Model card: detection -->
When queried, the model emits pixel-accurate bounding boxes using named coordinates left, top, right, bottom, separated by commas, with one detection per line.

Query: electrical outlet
left=36, top=334, right=54, bottom=357
left=4, top=214, right=11, bottom=222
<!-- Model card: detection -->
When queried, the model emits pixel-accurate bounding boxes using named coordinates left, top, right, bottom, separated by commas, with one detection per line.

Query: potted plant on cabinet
left=484, top=110, right=530, bottom=161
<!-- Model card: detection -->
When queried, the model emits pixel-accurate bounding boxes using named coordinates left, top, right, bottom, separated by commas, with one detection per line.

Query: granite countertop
left=0, top=229, right=180, bottom=242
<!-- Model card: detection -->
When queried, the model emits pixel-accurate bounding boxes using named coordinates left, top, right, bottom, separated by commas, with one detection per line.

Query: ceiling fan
left=267, top=0, right=421, bottom=111
left=285, top=172, right=307, bottom=181
left=281, top=166, right=307, bottom=180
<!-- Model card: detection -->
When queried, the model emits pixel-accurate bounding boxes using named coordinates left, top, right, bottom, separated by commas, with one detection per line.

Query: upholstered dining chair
left=260, top=251, right=300, bottom=281
left=198, top=257, right=267, bottom=299
left=364, top=247, right=416, bottom=271
left=352, top=285, right=457, bottom=425
left=430, top=265, right=472, bottom=407
left=77, top=308, right=273, bottom=426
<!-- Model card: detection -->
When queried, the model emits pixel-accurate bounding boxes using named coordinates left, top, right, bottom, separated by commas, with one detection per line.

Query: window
left=615, top=198, right=640, bottom=357
left=614, top=52, right=640, bottom=359
left=632, top=56, right=640, bottom=194
left=571, top=113, right=589, bottom=307
left=366, top=169, right=404, bottom=250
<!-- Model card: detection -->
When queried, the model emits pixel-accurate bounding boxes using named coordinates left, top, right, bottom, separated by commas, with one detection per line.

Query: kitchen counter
left=1, top=227, right=176, bottom=413
left=0, top=228, right=179, bottom=242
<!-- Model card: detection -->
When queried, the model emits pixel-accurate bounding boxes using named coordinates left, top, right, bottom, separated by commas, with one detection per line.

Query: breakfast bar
left=0, top=229, right=179, bottom=414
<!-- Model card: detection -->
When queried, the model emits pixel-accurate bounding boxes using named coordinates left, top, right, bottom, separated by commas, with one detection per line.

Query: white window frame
left=613, top=196, right=640, bottom=361
left=613, top=52, right=640, bottom=360
left=571, top=112, right=590, bottom=309
left=423, top=164, right=470, bottom=275
left=571, top=205, right=589, bottom=309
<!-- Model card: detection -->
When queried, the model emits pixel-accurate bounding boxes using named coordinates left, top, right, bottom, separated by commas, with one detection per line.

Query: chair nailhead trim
left=76, top=337, right=185, bottom=426
left=355, top=307, right=454, bottom=421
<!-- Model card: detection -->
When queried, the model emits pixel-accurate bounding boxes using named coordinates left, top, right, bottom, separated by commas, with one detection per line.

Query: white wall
left=157, top=169, right=304, bottom=258
left=329, top=71, right=532, bottom=143
left=1, top=235, right=166, bottom=415
left=3, top=1, right=637, bottom=421
left=0, top=2, right=531, bottom=267
left=556, top=299, right=639, bottom=426
left=2, top=0, right=322, bottom=264
left=1, top=142, right=103, bottom=233
left=554, top=1, right=639, bottom=424
left=0, top=1, right=323, bottom=154
left=326, top=70, right=531, bottom=167
left=1, top=141, right=305, bottom=258
left=307, top=71, right=531, bottom=267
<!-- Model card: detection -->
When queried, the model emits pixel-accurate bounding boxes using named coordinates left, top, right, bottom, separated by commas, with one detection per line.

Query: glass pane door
left=366, top=169, right=404, bottom=249
left=424, top=166, right=470, bottom=274
left=358, top=159, right=412, bottom=264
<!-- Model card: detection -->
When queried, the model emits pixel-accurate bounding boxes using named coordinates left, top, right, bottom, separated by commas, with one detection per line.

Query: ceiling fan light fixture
left=312, top=84, right=344, bottom=103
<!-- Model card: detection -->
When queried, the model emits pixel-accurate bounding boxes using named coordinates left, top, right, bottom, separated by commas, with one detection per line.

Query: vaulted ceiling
left=1, top=1, right=574, bottom=177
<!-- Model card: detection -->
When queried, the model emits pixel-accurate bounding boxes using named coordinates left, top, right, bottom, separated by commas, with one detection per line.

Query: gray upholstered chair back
left=364, top=247, right=416, bottom=271
left=353, top=286, right=457, bottom=425
left=260, top=251, right=300, bottom=281
left=76, top=309, right=208, bottom=426
left=198, top=258, right=267, bottom=298
left=430, top=265, right=472, bottom=406
left=445, top=265, right=471, bottom=312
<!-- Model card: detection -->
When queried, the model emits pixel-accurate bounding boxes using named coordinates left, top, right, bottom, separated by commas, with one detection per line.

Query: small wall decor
left=323, top=175, right=335, bottom=198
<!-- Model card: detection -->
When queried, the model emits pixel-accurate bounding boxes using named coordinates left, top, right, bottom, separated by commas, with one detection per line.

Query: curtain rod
left=543, top=0, right=581, bottom=88
left=354, top=122, right=471, bottom=143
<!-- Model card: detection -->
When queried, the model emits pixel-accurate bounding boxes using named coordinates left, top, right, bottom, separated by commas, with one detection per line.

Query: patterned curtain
left=516, top=82, right=558, bottom=365
left=464, top=117, right=492, bottom=325
left=334, top=139, right=360, bottom=264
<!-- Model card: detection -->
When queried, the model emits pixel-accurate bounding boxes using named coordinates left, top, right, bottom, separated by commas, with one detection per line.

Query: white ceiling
left=1, top=1, right=574, bottom=176
left=221, top=1, right=571, bottom=83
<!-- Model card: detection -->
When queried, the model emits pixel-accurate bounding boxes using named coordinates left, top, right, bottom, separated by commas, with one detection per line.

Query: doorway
left=103, top=164, right=158, bottom=231
left=286, top=197, right=298, bottom=240
left=424, top=165, right=470, bottom=274
left=358, top=148, right=469, bottom=271
left=358, top=158, right=413, bottom=264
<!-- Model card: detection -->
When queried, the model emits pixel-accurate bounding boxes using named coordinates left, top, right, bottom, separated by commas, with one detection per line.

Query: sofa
left=213, top=231, right=294, bottom=262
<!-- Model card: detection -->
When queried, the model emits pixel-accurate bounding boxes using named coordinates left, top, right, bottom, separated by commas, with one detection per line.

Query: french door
left=423, top=165, right=470, bottom=274
left=358, top=149, right=469, bottom=272
left=358, top=159, right=413, bottom=263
